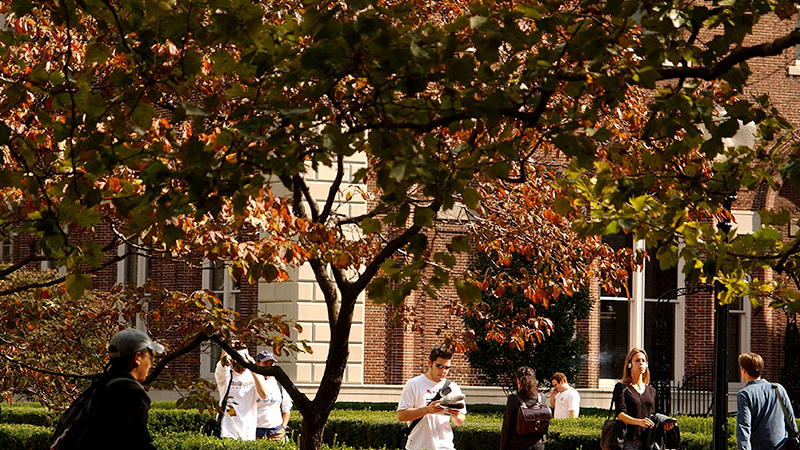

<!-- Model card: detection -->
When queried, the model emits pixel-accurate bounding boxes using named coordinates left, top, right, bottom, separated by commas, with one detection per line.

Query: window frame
left=598, top=237, right=685, bottom=386
left=199, top=260, right=242, bottom=380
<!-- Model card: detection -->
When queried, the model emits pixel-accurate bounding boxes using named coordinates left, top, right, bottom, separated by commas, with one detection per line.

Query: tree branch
left=658, top=29, right=800, bottom=81
left=292, top=175, right=321, bottom=222
left=0, top=352, right=95, bottom=380
left=144, top=331, right=209, bottom=384
left=319, top=154, right=345, bottom=224
left=210, top=335, right=312, bottom=413
left=310, top=257, right=342, bottom=326
left=0, top=237, right=126, bottom=296
left=350, top=199, right=442, bottom=296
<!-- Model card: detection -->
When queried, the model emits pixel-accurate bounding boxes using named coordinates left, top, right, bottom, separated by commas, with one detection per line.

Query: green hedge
left=5, top=401, right=798, bottom=450
left=0, top=426, right=382, bottom=450
left=0, top=406, right=214, bottom=435
left=0, top=408, right=55, bottom=428
left=0, top=424, right=52, bottom=450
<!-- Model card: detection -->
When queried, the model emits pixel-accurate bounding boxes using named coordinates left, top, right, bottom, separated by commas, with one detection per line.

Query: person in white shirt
left=549, top=372, right=580, bottom=418
left=215, top=347, right=268, bottom=440
left=397, top=346, right=467, bottom=450
left=254, top=350, right=292, bottom=441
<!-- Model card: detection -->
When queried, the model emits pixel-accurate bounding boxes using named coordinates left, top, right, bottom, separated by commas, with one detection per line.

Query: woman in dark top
left=613, top=348, right=674, bottom=450
left=500, top=366, right=546, bottom=450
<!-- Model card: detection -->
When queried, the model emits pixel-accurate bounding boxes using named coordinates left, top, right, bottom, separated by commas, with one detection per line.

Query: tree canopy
left=3, top=0, right=800, bottom=448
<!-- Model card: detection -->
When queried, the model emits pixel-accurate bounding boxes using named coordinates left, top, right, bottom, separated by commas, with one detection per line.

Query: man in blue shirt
left=736, top=352, right=798, bottom=450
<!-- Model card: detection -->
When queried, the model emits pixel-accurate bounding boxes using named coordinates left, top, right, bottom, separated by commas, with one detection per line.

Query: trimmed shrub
left=6, top=400, right=796, bottom=450
left=153, top=432, right=296, bottom=449
left=148, top=409, right=215, bottom=434
left=151, top=401, right=181, bottom=410
left=0, top=424, right=52, bottom=450
left=0, top=426, right=387, bottom=450
left=0, top=408, right=55, bottom=427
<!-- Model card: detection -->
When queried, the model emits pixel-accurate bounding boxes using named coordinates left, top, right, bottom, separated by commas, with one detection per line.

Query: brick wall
left=577, top=281, right=601, bottom=388
left=7, top=221, right=265, bottom=378
left=363, top=220, right=482, bottom=385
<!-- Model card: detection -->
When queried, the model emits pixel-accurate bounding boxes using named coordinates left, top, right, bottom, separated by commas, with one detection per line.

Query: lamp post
left=712, top=191, right=736, bottom=450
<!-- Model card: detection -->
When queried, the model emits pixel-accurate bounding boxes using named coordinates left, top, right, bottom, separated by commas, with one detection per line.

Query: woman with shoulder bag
left=500, top=366, right=547, bottom=450
left=614, top=348, right=676, bottom=450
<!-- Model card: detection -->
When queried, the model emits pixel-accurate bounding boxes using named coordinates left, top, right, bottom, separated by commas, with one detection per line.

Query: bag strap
left=607, top=383, right=622, bottom=420
left=606, top=383, right=630, bottom=420
left=516, top=392, right=541, bottom=409
left=773, top=384, right=798, bottom=437
left=406, top=379, right=452, bottom=434
left=217, top=368, right=234, bottom=422
left=106, top=377, right=140, bottom=388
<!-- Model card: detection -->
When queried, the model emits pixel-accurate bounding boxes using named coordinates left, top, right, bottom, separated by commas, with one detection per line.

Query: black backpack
left=50, top=374, right=136, bottom=450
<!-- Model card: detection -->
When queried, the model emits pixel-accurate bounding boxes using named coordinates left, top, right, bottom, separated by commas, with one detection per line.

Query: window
left=40, top=257, right=67, bottom=276
left=117, top=241, right=151, bottom=287
left=0, top=238, right=11, bottom=263
left=791, top=10, right=800, bottom=76
left=726, top=294, right=751, bottom=383
left=599, top=299, right=630, bottom=379
left=599, top=234, right=680, bottom=382
left=200, top=260, right=241, bottom=379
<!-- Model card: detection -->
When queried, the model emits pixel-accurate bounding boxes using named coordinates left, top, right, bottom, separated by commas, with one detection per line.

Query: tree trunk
left=299, top=410, right=326, bottom=450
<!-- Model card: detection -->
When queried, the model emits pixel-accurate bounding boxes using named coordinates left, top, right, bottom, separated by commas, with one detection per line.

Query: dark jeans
left=256, top=424, right=285, bottom=440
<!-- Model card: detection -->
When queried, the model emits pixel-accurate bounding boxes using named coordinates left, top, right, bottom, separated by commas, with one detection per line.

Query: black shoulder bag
left=600, top=383, right=626, bottom=450
left=773, top=384, right=799, bottom=450
left=397, top=379, right=452, bottom=449
left=203, top=369, right=234, bottom=438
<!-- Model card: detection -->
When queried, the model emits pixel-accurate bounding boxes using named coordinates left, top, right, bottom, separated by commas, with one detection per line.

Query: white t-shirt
left=397, top=374, right=467, bottom=450
left=256, top=375, right=292, bottom=429
left=553, top=385, right=580, bottom=419
left=215, top=361, right=261, bottom=440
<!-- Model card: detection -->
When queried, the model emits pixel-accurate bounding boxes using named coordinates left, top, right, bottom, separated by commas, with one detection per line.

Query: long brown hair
left=516, top=366, right=538, bottom=400
left=621, top=348, right=650, bottom=385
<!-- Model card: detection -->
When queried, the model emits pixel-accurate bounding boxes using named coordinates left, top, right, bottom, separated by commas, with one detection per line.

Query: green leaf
left=408, top=234, right=428, bottom=256
left=455, top=279, right=482, bottom=304
left=451, top=235, right=471, bottom=253
left=65, top=272, right=92, bottom=299
left=390, top=162, right=407, bottom=181
left=181, top=102, right=210, bottom=117
left=0, top=122, right=11, bottom=144
left=361, top=217, right=382, bottom=234
left=413, top=207, right=435, bottom=228
left=162, top=224, right=186, bottom=248
left=461, top=187, right=480, bottom=210
left=470, top=16, right=488, bottom=30
left=434, top=252, right=457, bottom=268
left=552, top=197, right=573, bottom=215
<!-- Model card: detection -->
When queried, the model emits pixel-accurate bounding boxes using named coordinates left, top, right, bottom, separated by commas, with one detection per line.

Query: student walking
left=500, top=366, right=547, bottom=450
left=397, top=346, right=467, bottom=450
left=736, top=352, right=798, bottom=450
left=613, top=348, right=676, bottom=450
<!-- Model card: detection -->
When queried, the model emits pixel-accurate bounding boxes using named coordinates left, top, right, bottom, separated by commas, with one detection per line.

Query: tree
left=464, top=253, right=592, bottom=391
left=4, top=0, right=800, bottom=448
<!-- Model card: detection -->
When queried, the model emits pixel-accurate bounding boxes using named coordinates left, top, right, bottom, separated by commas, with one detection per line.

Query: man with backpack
left=51, top=328, right=164, bottom=450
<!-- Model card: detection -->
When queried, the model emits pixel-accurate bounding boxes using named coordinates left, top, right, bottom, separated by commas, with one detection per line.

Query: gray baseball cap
left=108, top=328, right=165, bottom=358
left=256, top=350, right=276, bottom=362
